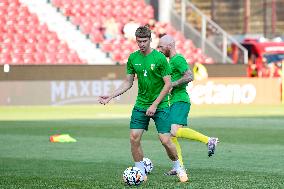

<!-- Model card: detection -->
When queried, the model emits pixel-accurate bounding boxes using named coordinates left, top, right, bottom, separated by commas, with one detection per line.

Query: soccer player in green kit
left=98, top=26, right=188, bottom=182
left=158, top=35, right=219, bottom=176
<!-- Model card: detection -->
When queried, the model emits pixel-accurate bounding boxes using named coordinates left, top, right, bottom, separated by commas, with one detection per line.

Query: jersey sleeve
left=126, top=54, right=135, bottom=74
left=174, top=56, right=189, bottom=74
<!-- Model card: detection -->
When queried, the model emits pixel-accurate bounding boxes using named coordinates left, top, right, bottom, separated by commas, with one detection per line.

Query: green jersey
left=169, top=54, right=190, bottom=104
left=127, top=49, right=171, bottom=109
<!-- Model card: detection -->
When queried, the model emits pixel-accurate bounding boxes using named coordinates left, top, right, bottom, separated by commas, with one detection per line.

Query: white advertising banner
left=0, top=78, right=281, bottom=105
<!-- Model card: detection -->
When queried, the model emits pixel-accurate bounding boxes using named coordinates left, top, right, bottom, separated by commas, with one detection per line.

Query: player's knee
left=170, top=129, right=177, bottom=137
left=170, top=125, right=181, bottom=137
left=171, top=127, right=178, bottom=137
left=159, top=135, right=171, bottom=147
left=130, top=132, right=140, bottom=144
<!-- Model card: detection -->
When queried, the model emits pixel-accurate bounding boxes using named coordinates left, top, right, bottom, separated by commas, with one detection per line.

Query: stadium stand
left=0, top=0, right=84, bottom=64
left=50, top=0, right=214, bottom=64
left=0, top=0, right=214, bottom=65
left=182, top=0, right=284, bottom=36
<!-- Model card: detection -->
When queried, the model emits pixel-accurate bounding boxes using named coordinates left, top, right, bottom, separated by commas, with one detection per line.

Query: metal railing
left=171, top=0, right=248, bottom=64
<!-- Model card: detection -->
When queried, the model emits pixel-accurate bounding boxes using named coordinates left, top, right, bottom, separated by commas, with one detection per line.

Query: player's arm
left=172, top=68, right=194, bottom=87
left=98, top=74, right=134, bottom=105
left=146, top=75, right=171, bottom=116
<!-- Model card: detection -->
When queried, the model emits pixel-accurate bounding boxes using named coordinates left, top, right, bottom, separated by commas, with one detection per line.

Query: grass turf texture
left=0, top=105, right=284, bottom=189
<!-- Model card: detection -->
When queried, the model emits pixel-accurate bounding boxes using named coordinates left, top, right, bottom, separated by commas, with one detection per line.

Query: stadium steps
left=188, top=0, right=244, bottom=34
left=190, top=0, right=284, bottom=36
left=19, top=0, right=113, bottom=64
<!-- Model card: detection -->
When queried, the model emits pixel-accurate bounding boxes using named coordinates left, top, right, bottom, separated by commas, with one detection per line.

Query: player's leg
left=171, top=102, right=219, bottom=156
left=129, top=107, right=150, bottom=179
left=164, top=126, right=184, bottom=176
left=158, top=133, right=188, bottom=182
left=154, top=108, right=188, bottom=182
left=158, top=133, right=178, bottom=160
left=171, top=136, right=183, bottom=166
left=175, top=127, right=219, bottom=156
left=130, top=129, right=144, bottom=161
left=170, top=102, right=209, bottom=143
left=130, top=129, right=147, bottom=179
left=172, top=125, right=209, bottom=144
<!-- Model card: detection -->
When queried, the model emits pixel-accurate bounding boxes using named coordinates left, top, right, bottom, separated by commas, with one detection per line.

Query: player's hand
left=146, top=104, right=157, bottom=117
left=98, top=96, right=111, bottom=105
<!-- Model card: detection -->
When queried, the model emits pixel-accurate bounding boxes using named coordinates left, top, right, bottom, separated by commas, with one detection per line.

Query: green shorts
left=170, top=102, right=190, bottom=126
left=130, top=106, right=171, bottom=134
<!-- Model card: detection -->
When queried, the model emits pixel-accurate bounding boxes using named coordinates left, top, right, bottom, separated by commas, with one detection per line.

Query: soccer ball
left=143, top=157, right=154, bottom=174
left=122, top=167, right=144, bottom=186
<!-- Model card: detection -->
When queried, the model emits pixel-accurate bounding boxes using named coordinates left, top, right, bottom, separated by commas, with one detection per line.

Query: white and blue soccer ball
left=143, top=157, right=154, bottom=174
left=122, top=167, right=144, bottom=186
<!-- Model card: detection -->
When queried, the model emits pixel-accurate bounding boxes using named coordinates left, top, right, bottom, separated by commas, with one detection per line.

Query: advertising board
left=0, top=78, right=280, bottom=105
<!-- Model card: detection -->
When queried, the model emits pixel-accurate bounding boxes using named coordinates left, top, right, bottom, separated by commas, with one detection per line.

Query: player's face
left=157, top=42, right=170, bottom=57
left=136, top=37, right=151, bottom=53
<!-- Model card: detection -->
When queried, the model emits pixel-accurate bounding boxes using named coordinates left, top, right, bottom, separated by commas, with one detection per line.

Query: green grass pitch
left=0, top=105, right=284, bottom=189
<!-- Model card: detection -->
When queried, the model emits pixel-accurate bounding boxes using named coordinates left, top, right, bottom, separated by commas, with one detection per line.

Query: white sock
left=172, top=159, right=182, bottom=172
left=135, top=161, right=146, bottom=176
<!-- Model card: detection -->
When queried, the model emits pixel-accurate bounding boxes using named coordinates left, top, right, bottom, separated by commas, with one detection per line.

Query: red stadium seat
left=13, top=35, right=26, bottom=43
left=25, top=34, right=37, bottom=44
left=45, top=53, right=57, bottom=64
left=23, top=53, right=35, bottom=64
left=11, top=53, right=23, bottom=64
left=194, top=48, right=203, bottom=55
left=25, top=44, right=36, bottom=54
left=0, top=53, right=11, bottom=64
left=56, top=53, right=69, bottom=64
left=80, top=20, right=93, bottom=34
left=90, top=31, right=104, bottom=44
left=101, top=40, right=114, bottom=53
left=51, top=0, right=62, bottom=7
left=2, top=33, right=13, bottom=44
left=0, top=0, right=84, bottom=65
left=13, top=44, right=25, bottom=54
left=35, top=43, right=46, bottom=53
left=34, top=53, right=45, bottom=62
left=112, top=49, right=123, bottom=63
left=204, top=57, right=214, bottom=64
left=68, top=51, right=81, bottom=63
left=1, top=43, right=13, bottom=54
left=70, top=16, right=83, bottom=26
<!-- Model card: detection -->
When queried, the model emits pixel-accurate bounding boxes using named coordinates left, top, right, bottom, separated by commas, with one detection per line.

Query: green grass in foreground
left=0, top=105, right=284, bottom=189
